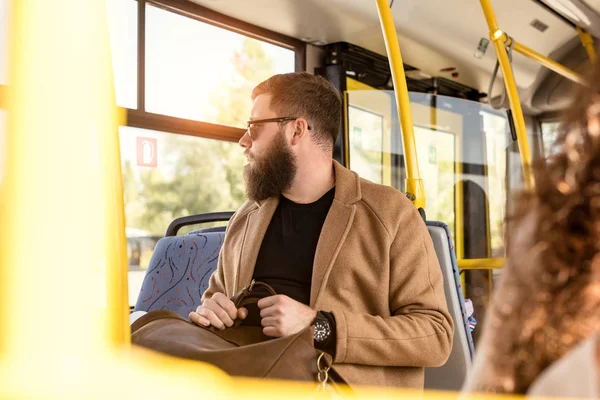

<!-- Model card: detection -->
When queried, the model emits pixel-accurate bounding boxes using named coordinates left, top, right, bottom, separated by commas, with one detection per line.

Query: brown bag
left=131, top=280, right=347, bottom=390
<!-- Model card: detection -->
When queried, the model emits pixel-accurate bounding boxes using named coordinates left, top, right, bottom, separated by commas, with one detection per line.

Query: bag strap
left=230, top=280, right=277, bottom=328
left=231, top=279, right=277, bottom=308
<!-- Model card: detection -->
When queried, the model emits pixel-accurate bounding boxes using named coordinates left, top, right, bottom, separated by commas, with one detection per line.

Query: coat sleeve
left=331, top=209, right=454, bottom=367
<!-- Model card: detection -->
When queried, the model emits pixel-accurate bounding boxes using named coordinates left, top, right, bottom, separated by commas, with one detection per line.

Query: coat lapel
left=310, top=200, right=356, bottom=307
left=236, top=197, right=279, bottom=292
left=309, top=161, right=362, bottom=307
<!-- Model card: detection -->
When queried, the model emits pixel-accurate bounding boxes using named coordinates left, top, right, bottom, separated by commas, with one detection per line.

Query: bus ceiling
left=191, top=0, right=597, bottom=116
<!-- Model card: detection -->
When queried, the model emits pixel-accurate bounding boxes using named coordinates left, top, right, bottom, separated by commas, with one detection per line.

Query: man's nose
left=239, top=130, right=252, bottom=149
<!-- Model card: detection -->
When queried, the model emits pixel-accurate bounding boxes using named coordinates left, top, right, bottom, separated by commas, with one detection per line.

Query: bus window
left=112, top=1, right=299, bottom=306
left=348, top=106, right=385, bottom=185
left=119, top=126, right=246, bottom=305
left=347, top=86, right=393, bottom=187
left=414, top=125, right=456, bottom=237
left=482, top=111, right=510, bottom=258
left=541, top=121, right=561, bottom=157
left=347, top=89, right=514, bottom=340
left=145, top=4, right=295, bottom=127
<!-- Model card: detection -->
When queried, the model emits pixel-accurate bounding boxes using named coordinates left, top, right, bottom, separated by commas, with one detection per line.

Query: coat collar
left=239, top=160, right=360, bottom=307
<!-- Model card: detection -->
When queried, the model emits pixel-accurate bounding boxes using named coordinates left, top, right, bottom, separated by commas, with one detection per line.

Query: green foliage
left=123, top=37, right=275, bottom=235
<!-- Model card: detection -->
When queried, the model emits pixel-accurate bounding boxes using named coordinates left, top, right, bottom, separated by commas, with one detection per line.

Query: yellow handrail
left=458, top=258, right=505, bottom=270
left=479, top=0, right=534, bottom=190
left=512, top=40, right=586, bottom=85
left=374, top=0, right=425, bottom=210
left=577, top=27, right=597, bottom=63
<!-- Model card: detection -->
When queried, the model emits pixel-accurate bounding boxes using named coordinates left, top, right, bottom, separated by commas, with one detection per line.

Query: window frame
left=129, top=0, right=306, bottom=142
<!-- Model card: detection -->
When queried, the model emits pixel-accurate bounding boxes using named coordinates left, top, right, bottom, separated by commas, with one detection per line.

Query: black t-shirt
left=251, top=187, right=337, bottom=355
left=253, top=187, right=335, bottom=305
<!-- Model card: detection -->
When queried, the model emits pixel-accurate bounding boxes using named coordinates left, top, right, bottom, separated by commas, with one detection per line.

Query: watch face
left=314, top=320, right=331, bottom=343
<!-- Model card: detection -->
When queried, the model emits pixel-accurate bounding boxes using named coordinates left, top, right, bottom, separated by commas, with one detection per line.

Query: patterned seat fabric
left=133, top=229, right=225, bottom=318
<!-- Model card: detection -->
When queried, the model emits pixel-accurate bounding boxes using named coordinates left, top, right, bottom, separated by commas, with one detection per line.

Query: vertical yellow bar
left=577, top=27, right=597, bottom=64
left=343, top=91, right=350, bottom=167
left=375, top=0, right=425, bottom=209
left=0, top=0, right=128, bottom=366
left=0, top=85, right=6, bottom=109
left=479, top=0, right=534, bottom=190
left=455, top=146, right=466, bottom=297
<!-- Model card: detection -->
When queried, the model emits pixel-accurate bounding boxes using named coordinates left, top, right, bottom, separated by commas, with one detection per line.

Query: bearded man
left=189, top=72, right=453, bottom=389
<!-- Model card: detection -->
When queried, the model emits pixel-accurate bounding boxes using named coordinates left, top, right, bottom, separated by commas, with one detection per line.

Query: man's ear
left=291, top=118, right=309, bottom=141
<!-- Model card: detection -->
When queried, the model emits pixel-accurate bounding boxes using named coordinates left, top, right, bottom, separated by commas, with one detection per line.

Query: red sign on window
left=137, top=137, right=158, bottom=167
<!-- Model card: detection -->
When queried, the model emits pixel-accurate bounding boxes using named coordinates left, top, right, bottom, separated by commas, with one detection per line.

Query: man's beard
left=243, top=131, right=297, bottom=202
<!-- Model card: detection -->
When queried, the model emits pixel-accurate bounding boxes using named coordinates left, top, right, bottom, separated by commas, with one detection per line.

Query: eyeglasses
left=245, top=117, right=312, bottom=140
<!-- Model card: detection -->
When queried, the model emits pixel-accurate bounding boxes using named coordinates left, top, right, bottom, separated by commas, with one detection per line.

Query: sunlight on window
left=348, top=106, right=384, bottom=184
left=119, top=126, right=246, bottom=237
left=415, top=126, right=456, bottom=236
left=482, top=112, right=509, bottom=257
left=145, top=4, right=295, bottom=127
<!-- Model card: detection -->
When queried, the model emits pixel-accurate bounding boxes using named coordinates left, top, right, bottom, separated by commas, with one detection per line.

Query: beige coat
left=203, top=160, right=453, bottom=388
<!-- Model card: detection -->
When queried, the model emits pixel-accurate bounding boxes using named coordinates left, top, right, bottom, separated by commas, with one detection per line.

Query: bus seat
left=424, top=221, right=475, bottom=391
left=133, top=229, right=225, bottom=318
left=133, top=215, right=474, bottom=390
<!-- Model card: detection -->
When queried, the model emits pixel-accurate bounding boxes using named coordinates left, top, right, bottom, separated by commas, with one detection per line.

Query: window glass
left=541, top=121, right=561, bottom=157
left=119, top=126, right=246, bottom=304
left=145, top=4, right=295, bottom=127
left=482, top=111, right=510, bottom=258
left=348, top=106, right=384, bottom=184
left=414, top=126, right=456, bottom=237
left=348, top=91, right=512, bottom=257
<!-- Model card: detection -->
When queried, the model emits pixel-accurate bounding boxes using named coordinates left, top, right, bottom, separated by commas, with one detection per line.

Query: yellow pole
left=0, top=0, right=128, bottom=365
left=479, top=0, right=534, bottom=190
left=0, top=85, right=6, bottom=109
left=512, top=41, right=586, bottom=85
left=577, top=27, right=597, bottom=63
left=375, top=0, right=425, bottom=209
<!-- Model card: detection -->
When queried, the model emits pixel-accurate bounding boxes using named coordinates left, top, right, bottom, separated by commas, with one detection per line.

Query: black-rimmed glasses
left=245, top=117, right=312, bottom=140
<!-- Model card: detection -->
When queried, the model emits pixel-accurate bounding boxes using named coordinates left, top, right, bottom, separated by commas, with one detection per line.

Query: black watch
left=313, top=312, right=332, bottom=343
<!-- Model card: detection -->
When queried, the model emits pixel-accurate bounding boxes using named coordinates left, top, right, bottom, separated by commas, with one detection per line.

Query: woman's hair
left=473, top=63, right=600, bottom=394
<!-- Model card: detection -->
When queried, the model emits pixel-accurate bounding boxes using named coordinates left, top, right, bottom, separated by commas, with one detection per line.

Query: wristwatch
left=313, top=312, right=332, bottom=343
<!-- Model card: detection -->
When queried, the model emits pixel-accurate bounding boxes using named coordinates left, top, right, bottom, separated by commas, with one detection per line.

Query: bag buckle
left=315, top=352, right=332, bottom=393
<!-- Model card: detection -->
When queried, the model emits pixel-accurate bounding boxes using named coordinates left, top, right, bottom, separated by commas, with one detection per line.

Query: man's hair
left=251, top=72, right=342, bottom=151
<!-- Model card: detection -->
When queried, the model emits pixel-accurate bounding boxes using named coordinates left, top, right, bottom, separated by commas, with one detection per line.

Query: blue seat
left=424, top=221, right=475, bottom=390
left=133, top=212, right=233, bottom=318
left=133, top=229, right=225, bottom=318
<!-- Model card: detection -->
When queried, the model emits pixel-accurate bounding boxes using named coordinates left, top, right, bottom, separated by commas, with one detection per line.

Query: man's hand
left=189, top=292, right=248, bottom=330
left=257, top=295, right=317, bottom=337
